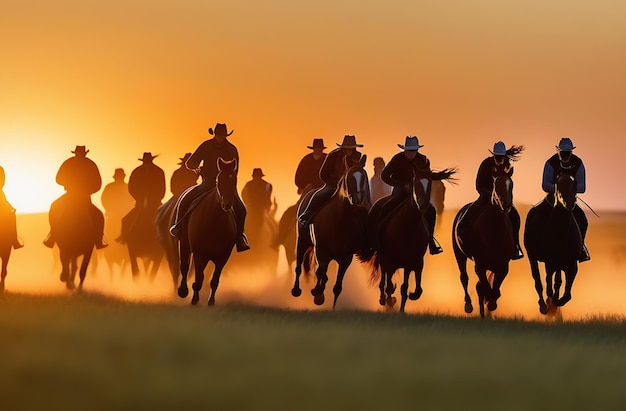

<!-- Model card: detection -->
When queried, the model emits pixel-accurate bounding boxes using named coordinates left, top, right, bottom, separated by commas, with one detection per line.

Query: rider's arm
left=575, top=161, right=586, bottom=193
left=542, top=161, right=555, bottom=193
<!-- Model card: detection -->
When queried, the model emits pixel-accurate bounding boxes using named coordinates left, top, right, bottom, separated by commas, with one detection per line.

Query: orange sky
left=2, top=1, right=625, bottom=214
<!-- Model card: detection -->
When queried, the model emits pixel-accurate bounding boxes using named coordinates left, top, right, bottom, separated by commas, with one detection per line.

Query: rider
left=542, top=137, right=590, bottom=262
left=169, top=123, right=250, bottom=252
left=458, top=141, right=524, bottom=259
left=0, top=165, right=23, bottom=249
left=369, top=156, right=392, bottom=204
left=44, top=145, right=107, bottom=249
left=295, top=138, right=327, bottom=195
left=242, top=168, right=275, bottom=215
left=298, top=135, right=364, bottom=226
left=379, top=136, right=442, bottom=255
left=101, top=168, right=134, bottom=220
left=170, top=153, right=199, bottom=198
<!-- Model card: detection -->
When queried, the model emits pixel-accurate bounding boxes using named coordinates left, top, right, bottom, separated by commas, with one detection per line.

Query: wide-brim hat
left=252, top=168, right=265, bottom=177
left=72, top=145, right=89, bottom=155
left=489, top=141, right=507, bottom=156
left=398, top=136, right=423, bottom=151
left=209, top=123, right=234, bottom=137
left=178, top=153, right=192, bottom=165
left=138, top=152, right=158, bottom=162
left=113, top=168, right=125, bottom=178
left=307, top=138, right=327, bottom=150
left=337, top=135, right=363, bottom=148
left=557, top=137, right=575, bottom=151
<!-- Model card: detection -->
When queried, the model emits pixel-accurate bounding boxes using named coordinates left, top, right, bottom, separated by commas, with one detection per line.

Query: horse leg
left=128, top=247, right=140, bottom=280
left=208, top=261, right=225, bottom=306
left=487, top=271, right=506, bottom=312
left=178, top=238, right=192, bottom=298
left=529, top=258, right=548, bottom=314
left=409, top=258, right=424, bottom=301
left=399, top=269, right=410, bottom=313
left=0, top=258, right=7, bottom=292
left=332, top=257, right=351, bottom=309
left=312, top=260, right=329, bottom=306
left=292, top=229, right=311, bottom=297
left=378, top=271, right=386, bottom=306
left=191, top=255, right=208, bottom=306
left=385, top=271, right=396, bottom=307
left=78, top=250, right=93, bottom=290
left=456, top=252, right=473, bottom=314
left=474, top=265, right=489, bottom=319
left=149, top=254, right=162, bottom=283
left=555, top=264, right=578, bottom=307
left=67, top=258, right=77, bottom=291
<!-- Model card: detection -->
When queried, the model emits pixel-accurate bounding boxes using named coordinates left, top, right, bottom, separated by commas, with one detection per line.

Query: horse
left=292, top=154, right=371, bottom=307
left=122, top=200, right=164, bottom=281
left=49, top=196, right=99, bottom=290
left=358, top=169, right=456, bottom=312
left=0, top=208, right=16, bottom=292
left=524, top=174, right=583, bottom=314
left=156, top=195, right=185, bottom=290
left=452, top=172, right=516, bottom=318
left=177, top=158, right=238, bottom=306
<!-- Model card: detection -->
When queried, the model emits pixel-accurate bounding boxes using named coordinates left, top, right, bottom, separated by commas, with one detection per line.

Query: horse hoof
left=487, top=300, right=498, bottom=311
left=379, top=298, right=386, bottom=306
left=314, top=294, right=325, bottom=306
left=554, top=295, right=571, bottom=307
left=464, top=303, right=473, bottom=314
left=291, top=288, right=302, bottom=297
left=191, top=295, right=199, bottom=305
left=178, top=287, right=189, bottom=298
left=208, top=299, right=215, bottom=306
left=409, top=290, right=422, bottom=301
left=539, top=302, right=548, bottom=315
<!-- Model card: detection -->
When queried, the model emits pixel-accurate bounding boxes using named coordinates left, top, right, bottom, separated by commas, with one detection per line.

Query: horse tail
left=366, top=253, right=382, bottom=285
left=302, top=245, right=315, bottom=276
left=356, top=246, right=375, bottom=263
left=431, top=168, right=459, bottom=184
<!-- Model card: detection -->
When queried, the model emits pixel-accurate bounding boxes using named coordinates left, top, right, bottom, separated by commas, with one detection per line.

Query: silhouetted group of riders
left=0, top=123, right=590, bottom=292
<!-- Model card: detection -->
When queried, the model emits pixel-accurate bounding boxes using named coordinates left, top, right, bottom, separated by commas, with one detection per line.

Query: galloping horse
left=49, top=196, right=99, bottom=290
left=452, top=173, right=516, bottom=318
left=524, top=174, right=583, bottom=314
left=123, top=201, right=164, bottom=281
left=292, top=155, right=371, bottom=307
left=177, top=158, right=238, bottom=306
left=359, top=169, right=456, bottom=312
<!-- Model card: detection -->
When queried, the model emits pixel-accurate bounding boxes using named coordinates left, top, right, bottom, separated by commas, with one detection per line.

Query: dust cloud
left=3, top=209, right=625, bottom=322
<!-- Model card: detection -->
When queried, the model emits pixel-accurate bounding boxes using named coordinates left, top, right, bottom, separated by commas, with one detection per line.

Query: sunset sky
left=2, top=0, right=625, bottom=214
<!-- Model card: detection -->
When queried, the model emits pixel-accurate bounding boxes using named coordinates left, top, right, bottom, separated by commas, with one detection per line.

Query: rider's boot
left=95, top=236, right=108, bottom=250
left=513, top=244, right=524, bottom=260
left=236, top=233, right=251, bottom=252
left=429, top=236, right=443, bottom=255
left=13, top=237, right=24, bottom=250
left=43, top=233, right=55, bottom=249
left=579, top=244, right=591, bottom=262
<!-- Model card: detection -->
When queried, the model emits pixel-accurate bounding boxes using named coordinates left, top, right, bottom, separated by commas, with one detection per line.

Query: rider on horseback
left=378, top=136, right=443, bottom=255
left=242, top=168, right=275, bottom=214
left=298, top=135, right=364, bottom=226
left=457, top=141, right=524, bottom=259
left=170, top=153, right=199, bottom=198
left=295, top=138, right=327, bottom=195
left=43, top=145, right=108, bottom=249
left=0, top=165, right=23, bottom=249
left=169, top=123, right=250, bottom=252
left=542, top=137, right=590, bottom=262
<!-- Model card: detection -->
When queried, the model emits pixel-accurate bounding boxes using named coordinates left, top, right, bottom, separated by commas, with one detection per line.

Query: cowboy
left=542, top=137, right=590, bottom=262
left=0, top=165, right=23, bottom=249
left=295, top=138, right=327, bottom=195
left=44, top=145, right=107, bottom=249
left=379, top=136, right=442, bottom=254
left=170, top=123, right=250, bottom=252
left=369, top=156, right=392, bottom=204
left=242, top=168, right=274, bottom=214
left=458, top=141, right=524, bottom=259
left=298, top=135, right=364, bottom=226
left=170, top=153, right=199, bottom=198
left=101, top=168, right=134, bottom=219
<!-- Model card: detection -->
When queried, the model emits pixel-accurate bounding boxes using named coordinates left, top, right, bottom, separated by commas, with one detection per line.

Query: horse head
left=491, top=171, right=513, bottom=213
left=554, top=173, right=577, bottom=211
left=216, top=157, right=237, bottom=211
left=411, top=172, right=432, bottom=214
left=341, top=154, right=371, bottom=209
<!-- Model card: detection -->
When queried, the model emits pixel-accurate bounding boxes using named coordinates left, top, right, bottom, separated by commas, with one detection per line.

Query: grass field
left=1, top=292, right=626, bottom=411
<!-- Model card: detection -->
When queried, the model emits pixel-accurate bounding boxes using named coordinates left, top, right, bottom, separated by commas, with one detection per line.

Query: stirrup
left=579, top=244, right=591, bottom=262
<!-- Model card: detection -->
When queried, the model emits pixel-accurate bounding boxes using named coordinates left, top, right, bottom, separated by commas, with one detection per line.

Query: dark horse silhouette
left=452, top=172, right=516, bottom=318
left=122, top=202, right=164, bottom=281
left=177, top=158, right=238, bottom=306
left=292, top=155, right=371, bottom=307
left=524, top=174, right=583, bottom=314
left=49, top=196, right=99, bottom=290
left=359, top=169, right=456, bottom=312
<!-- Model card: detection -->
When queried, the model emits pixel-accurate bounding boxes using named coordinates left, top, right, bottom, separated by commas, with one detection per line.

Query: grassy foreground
left=1, top=293, right=626, bottom=411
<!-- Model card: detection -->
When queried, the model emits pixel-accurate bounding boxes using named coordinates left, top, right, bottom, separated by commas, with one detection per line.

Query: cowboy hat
left=138, top=152, right=158, bottom=162
left=252, top=168, right=265, bottom=177
left=178, top=153, right=192, bottom=165
left=307, top=138, right=327, bottom=150
left=337, top=135, right=363, bottom=148
left=398, top=136, right=423, bottom=151
left=209, top=123, right=234, bottom=137
left=557, top=137, right=575, bottom=151
left=72, top=145, right=89, bottom=155
left=489, top=141, right=507, bottom=156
